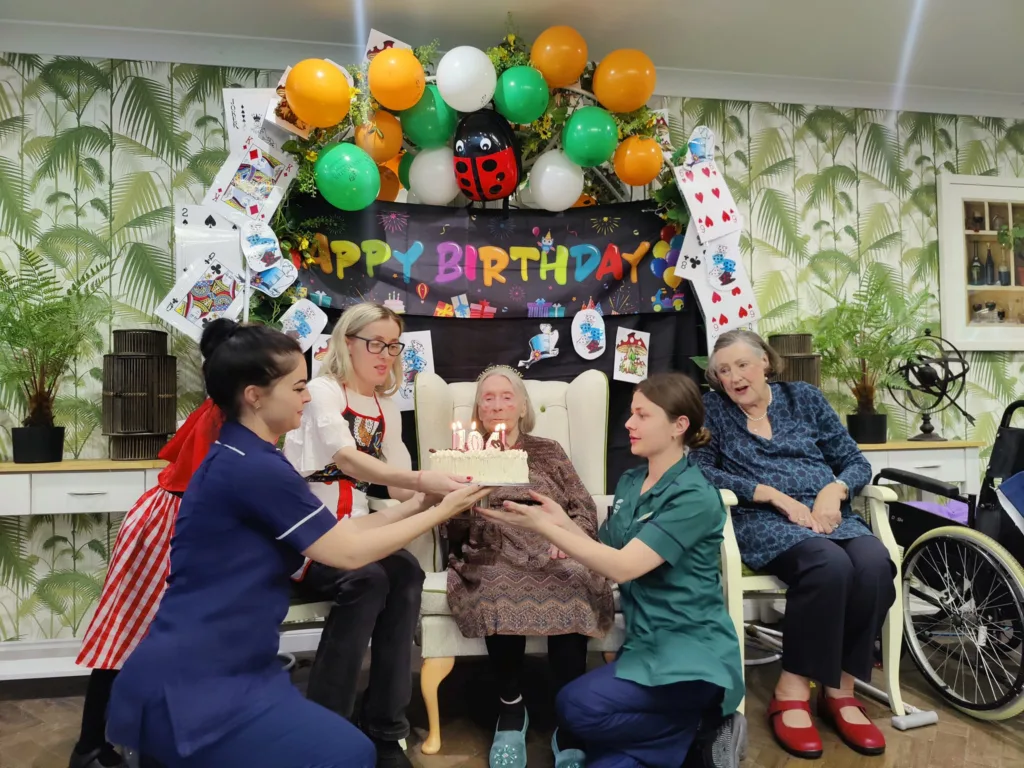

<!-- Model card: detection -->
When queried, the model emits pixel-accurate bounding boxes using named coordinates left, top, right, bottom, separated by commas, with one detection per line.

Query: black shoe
left=69, top=746, right=127, bottom=768
left=372, top=739, right=412, bottom=768
left=701, top=713, right=747, bottom=768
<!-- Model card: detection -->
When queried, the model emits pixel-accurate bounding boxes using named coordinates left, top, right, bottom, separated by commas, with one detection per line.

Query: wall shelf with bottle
left=939, top=173, right=1024, bottom=351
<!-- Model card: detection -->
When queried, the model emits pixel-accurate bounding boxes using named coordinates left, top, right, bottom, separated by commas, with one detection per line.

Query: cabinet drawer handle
left=67, top=491, right=108, bottom=497
left=911, top=464, right=942, bottom=470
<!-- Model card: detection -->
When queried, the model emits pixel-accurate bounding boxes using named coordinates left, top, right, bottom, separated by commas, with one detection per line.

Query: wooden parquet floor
left=1, top=653, right=1021, bottom=767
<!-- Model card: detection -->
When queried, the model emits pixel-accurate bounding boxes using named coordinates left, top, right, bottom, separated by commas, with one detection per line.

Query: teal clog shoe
left=551, top=729, right=586, bottom=768
left=489, top=709, right=529, bottom=768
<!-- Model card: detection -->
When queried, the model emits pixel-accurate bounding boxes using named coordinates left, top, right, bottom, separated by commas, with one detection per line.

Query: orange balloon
left=368, top=48, right=425, bottom=111
left=613, top=136, right=664, bottom=186
left=377, top=165, right=400, bottom=202
left=593, top=49, right=656, bottom=113
left=530, top=26, right=588, bottom=88
left=285, top=59, right=351, bottom=128
left=383, top=151, right=405, bottom=187
left=355, top=111, right=403, bottom=164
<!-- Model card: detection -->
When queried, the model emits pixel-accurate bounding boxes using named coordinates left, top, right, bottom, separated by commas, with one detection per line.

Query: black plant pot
left=846, top=413, right=887, bottom=444
left=12, top=426, right=66, bottom=464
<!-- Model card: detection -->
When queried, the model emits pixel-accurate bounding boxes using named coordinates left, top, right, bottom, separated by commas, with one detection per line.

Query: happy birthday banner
left=290, top=200, right=687, bottom=318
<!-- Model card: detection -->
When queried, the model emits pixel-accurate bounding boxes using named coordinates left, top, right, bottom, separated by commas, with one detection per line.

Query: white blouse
left=283, top=376, right=411, bottom=518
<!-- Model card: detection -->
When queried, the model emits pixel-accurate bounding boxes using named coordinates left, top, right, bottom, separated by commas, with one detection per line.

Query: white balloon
left=403, top=189, right=420, bottom=204
left=408, top=147, right=459, bottom=206
left=436, top=46, right=497, bottom=112
left=529, top=150, right=585, bottom=212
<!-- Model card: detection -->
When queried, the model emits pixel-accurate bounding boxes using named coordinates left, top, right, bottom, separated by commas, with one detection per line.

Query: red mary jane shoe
left=818, top=692, right=886, bottom=756
left=767, top=698, right=823, bottom=760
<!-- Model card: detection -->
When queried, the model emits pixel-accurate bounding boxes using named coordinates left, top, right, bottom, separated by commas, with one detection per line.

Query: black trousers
left=294, top=549, right=425, bottom=741
left=485, top=632, right=590, bottom=702
left=763, top=535, right=896, bottom=688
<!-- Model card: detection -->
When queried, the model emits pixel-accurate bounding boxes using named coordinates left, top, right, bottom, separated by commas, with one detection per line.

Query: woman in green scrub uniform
left=479, top=372, right=744, bottom=768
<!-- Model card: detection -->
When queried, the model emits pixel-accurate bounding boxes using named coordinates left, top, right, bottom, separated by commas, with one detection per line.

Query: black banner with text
left=289, top=200, right=689, bottom=318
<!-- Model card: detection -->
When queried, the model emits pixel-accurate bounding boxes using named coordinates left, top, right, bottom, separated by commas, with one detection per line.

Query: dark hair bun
left=689, top=426, right=712, bottom=450
left=200, top=318, right=239, bottom=362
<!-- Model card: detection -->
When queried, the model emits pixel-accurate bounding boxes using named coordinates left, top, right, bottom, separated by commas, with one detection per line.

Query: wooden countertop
left=0, top=459, right=168, bottom=474
left=857, top=440, right=985, bottom=451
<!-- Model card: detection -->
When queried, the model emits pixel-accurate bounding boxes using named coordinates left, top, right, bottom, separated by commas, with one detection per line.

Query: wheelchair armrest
left=873, top=468, right=960, bottom=499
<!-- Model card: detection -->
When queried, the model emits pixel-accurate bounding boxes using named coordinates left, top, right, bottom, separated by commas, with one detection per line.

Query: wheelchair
left=875, top=400, right=1024, bottom=721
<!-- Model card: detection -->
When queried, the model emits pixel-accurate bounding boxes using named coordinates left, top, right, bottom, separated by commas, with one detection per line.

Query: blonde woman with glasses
left=284, top=302, right=468, bottom=768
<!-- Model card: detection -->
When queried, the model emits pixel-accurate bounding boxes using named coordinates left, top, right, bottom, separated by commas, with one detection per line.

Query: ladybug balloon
left=452, top=110, right=522, bottom=202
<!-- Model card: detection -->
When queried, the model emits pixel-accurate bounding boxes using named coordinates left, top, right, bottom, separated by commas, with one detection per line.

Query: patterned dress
left=691, top=381, right=874, bottom=570
left=446, top=434, right=615, bottom=638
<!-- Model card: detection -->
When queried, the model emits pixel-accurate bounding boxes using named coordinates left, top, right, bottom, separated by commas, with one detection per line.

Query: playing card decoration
left=571, top=307, right=607, bottom=360
left=155, top=254, right=245, bottom=342
left=672, top=126, right=740, bottom=245
left=280, top=299, right=329, bottom=353
left=203, top=135, right=297, bottom=225
left=240, top=221, right=283, bottom=272
left=668, top=128, right=759, bottom=346
left=310, top=334, right=331, bottom=379
left=613, top=327, right=650, bottom=384
left=249, top=261, right=298, bottom=298
left=452, top=110, right=521, bottom=202
left=518, top=324, right=560, bottom=369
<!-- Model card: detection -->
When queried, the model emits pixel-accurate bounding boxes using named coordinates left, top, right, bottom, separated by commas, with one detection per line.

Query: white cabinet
left=937, top=172, right=1024, bottom=351
left=860, top=441, right=983, bottom=497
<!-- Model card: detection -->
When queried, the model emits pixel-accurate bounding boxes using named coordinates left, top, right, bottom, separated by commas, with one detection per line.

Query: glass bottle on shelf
left=985, top=246, right=997, bottom=285
left=999, top=250, right=1011, bottom=286
left=970, top=246, right=984, bottom=285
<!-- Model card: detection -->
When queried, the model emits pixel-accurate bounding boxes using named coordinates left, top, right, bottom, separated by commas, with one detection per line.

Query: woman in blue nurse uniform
left=106, top=319, right=490, bottom=768
left=479, top=372, right=745, bottom=768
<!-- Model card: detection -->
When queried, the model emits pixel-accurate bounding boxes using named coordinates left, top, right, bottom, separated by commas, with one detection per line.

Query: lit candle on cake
left=456, top=421, right=466, bottom=451
left=466, top=421, right=485, bottom=452
left=499, top=423, right=507, bottom=449
left=450, top=422, right=458, bottom=450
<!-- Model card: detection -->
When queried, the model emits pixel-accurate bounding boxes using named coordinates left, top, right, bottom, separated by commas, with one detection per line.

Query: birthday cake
left=429, top=423, right=529, bottom=484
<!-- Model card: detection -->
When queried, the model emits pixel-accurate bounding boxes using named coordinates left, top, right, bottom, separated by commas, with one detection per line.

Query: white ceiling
left=1, top=0, right=1022, bottom=116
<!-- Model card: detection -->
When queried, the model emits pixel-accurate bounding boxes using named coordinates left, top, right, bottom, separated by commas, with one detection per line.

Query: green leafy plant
left=997, top=223, right=1024, bottom=252
left=803, top=265, right=933, bottom=415
left=0, top=249, right=110, bottom=428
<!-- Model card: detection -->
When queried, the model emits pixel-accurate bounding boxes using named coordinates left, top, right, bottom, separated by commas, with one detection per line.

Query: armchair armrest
left=719, top=489, right=738, bottom=508
left=856, top=485, right=901, bottom=568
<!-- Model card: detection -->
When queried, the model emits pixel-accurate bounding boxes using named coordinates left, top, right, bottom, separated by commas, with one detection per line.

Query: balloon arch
left=274, top=26, right=674, bottom=219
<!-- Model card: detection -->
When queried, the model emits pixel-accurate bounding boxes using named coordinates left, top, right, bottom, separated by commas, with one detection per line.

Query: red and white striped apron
left=76, top=486, right=179, bottom=670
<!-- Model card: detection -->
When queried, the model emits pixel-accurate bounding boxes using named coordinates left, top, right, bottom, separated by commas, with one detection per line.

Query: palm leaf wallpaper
left=0, top=56, right=1022, bottom=641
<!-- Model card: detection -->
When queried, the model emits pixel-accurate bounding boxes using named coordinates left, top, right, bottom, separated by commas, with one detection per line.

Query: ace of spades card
left=155, top=254, right=244, bottom=341
left=203, top=136, right=297, bottom=225
left=281, top=299, right=329, bottom=353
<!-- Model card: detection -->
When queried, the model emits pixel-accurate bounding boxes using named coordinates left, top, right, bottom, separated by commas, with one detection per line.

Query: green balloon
left=398, top=152, right=415, bottom=190
left=494, top=66, right=549, bottom=125
left=315, top=143, right=380, bottom=211
left=561, top=106, right=618, bottom=168
left=401, top=85, right=457, bottom=148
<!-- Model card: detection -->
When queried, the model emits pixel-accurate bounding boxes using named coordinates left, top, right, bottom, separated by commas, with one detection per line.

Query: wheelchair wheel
left=901, top=526, right=1024, bottom=720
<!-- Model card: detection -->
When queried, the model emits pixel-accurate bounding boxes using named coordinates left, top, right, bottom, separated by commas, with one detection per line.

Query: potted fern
left=0, top=251, right=109, bottom=463
left=806, top=267, right=932, bottom=444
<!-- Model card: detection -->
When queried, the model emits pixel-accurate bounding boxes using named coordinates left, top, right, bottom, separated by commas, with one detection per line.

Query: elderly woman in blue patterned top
left=692, top=329, right=895, bottom=761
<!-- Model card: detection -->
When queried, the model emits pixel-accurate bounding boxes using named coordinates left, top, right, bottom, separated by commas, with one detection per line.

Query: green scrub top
left=599, top=455, right=744, bottom=715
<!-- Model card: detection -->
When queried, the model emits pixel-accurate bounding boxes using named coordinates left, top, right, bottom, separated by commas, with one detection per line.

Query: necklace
left=741, top=388, right=773, bottom=422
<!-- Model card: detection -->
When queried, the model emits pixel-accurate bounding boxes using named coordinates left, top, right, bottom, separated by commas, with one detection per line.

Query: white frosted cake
left=429, top=448, right=530, bottom=484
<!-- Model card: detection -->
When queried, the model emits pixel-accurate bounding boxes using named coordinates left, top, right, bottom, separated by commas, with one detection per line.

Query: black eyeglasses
left=349, top=335, right=405, bottom=357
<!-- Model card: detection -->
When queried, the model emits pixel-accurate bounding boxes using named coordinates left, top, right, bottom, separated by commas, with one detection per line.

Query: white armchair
left=412, top=369, right=625, bottom=754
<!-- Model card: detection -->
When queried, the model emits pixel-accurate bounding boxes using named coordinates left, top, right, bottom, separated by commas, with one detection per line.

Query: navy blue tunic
left=691, top=382, right=873, bottom=570
left=107, top=421, right=338, bottom=758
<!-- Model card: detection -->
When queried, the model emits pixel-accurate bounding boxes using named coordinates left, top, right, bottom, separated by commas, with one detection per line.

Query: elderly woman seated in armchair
left=445, top=365, right=614, bottom=768
left=692, top=330, right=896, bottom=761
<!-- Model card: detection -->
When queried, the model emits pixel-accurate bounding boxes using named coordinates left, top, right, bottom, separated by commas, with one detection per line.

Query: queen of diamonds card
left=203, top=135, right=296, bottom=225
